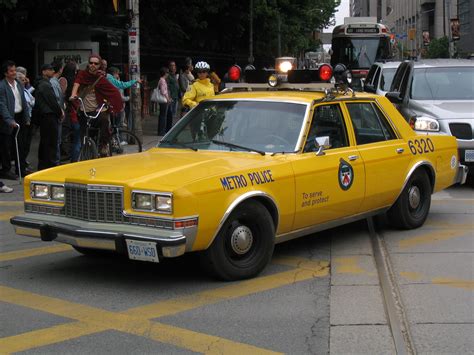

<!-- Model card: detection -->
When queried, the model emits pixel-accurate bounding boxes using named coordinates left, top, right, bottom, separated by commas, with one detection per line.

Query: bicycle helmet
left=195, top=61, right=210, bottom=71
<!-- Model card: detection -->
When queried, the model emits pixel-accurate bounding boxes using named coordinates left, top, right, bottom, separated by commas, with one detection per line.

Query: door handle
left=348, top=155, right=359, bottom=161
left=396, top=148, right=404, bottom=154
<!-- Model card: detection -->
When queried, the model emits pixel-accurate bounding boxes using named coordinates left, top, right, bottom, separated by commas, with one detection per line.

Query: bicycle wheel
left=78, top=137, right=98, bottom=161
left=109, top=129, right=142, bottom=156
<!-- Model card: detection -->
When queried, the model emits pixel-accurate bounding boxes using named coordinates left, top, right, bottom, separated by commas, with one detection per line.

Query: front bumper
left=10, top=214, right=187, bottom=258
left=455, top=164, right=469, bottom=185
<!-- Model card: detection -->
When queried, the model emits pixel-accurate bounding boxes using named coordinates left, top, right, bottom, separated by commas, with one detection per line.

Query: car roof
left=412, top=59, right=474, bottom=68
left=216, top=90, right=378, bottom=103
left=373, top=61, right=402, bottom=69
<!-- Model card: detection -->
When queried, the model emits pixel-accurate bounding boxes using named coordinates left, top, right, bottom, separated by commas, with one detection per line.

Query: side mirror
left=314, top=136, right=331, bottom=156
left=385, top=91, right=403, bottom=104
left=364, top=83, right=376, bottom=93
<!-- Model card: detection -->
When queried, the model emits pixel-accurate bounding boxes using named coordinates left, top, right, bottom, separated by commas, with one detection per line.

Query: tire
left=109, top=129, right=142, bottom=156
left=78, top=138, right=98, bottom=161
left=201, top=200, right=275, bottom=281
left=387, top=169, right=432, bottom=229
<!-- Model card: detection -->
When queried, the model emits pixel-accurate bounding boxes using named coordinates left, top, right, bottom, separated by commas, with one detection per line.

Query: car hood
left=410, top=100, right=474, bottom=119
left=29, top=148, right=271, bottom=189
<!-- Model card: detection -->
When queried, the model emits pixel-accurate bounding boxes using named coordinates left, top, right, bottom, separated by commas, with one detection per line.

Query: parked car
left=11, top=67, right=467, bottom=281
left=363, top=61, right=401, bottom=96
left=386, top=59, right=474, bottom=178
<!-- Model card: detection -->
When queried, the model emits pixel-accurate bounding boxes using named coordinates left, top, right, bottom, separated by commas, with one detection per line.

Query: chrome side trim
left=394, top=161, right=436, bottom=202
left=207, top=191, right=280, bottom=249
left=275, top=207, right=390, bottom=244
left=57, top=234, right=116, bottom=250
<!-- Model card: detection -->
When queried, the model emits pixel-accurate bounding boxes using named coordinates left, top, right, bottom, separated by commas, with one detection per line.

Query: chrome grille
left=65, top=184, right=123, bottom=223
left=449, top=123, right=473, bottom=140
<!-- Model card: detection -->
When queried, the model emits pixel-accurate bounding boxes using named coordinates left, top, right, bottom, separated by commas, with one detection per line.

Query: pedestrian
left=15, top=66, right=35, bottom=166
left=0, top=180, right=13, bottom=193
left=70, top=54, right=122, bottom=157
left=182, top=61, right=214, bottom=109
left=157, top=67, right=171, bottom=136
left=0, top=60, right=31, bottom=180
left=50, top=61, right=65, bottom=164
left=61, top=60, right=81, bottom=162
left=209, top=68, right=221, bottom=94
left=178, top=62, right=194, bottom=117
left=34, top=63, right=63, bottom=170
left=167, top=60, right=180, bottom=127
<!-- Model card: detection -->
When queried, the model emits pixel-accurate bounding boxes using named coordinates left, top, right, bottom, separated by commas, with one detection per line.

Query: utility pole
left=127, top=0, right=143, bottom=141
left=249, top=0, right=254, bottom=64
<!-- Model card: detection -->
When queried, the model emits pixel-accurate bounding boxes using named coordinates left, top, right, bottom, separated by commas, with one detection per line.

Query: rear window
left=411, top=67, right=474, bottom=100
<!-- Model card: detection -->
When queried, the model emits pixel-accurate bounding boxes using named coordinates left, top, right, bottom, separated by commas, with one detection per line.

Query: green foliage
left=426, top=36, right=449, bottom=58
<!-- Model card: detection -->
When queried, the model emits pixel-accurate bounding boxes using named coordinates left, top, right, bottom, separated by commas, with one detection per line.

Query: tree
left=426, top=36, right=449, bottom=58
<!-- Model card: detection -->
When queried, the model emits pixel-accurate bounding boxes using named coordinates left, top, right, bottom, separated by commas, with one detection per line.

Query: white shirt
left=8, top=79, right=23, bottom=114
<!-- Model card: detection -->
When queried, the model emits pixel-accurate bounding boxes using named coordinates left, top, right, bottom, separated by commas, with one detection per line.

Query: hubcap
left=230, top=225, right=253, bottom=255
left=408, top=185, right=421, bottom=209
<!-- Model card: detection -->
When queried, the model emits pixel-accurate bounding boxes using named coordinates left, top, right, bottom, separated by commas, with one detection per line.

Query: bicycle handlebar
left=71, top=97, right=109, bottom=120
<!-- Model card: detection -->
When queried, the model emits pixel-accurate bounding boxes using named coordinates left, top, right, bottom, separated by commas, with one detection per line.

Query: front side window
left=346, top=102, right=397, bottom=145
left=160, top=100, right=307, bottom=153
left=303, top=104, right=349, bottom=152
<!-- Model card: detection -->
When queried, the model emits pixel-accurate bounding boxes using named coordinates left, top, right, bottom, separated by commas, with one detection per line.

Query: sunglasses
left=89, top=61, right=100, bottom=66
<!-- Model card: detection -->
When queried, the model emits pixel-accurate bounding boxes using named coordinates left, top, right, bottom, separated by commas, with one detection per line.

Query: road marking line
left=0, top=210, right=22, bottom=221
left=0, top=245, right=72, bottom=262
left=0, top=256, right=327, bottom=353
left=432, top=278, right=474, bottom=290
left=399, top=271, right=423, bottom=281
left=333, top=257, right=365, bottom=274
left=399, top=230, right=468, bottom=248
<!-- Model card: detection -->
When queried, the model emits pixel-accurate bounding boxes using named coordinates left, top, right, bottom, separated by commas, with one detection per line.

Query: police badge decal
left=338, top=158, right=353, bottom=190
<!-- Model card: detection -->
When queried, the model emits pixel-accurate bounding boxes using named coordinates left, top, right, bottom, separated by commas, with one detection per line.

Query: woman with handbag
left=157, top=67, right=171, bottom=136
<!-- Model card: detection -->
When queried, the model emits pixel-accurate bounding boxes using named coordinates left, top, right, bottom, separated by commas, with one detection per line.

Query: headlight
left=278, top=61, right=293, bottom=73
left=132, top=192, right=173, bottom=213
left=156, top=195, right=172, bottom=213
left=414, top=116, right=440, bottom=132
left=133, top=193, right=153, bottom=210
left=33, top=184, right=49, bottom=199
left=51, top=186, right=65, bottom=201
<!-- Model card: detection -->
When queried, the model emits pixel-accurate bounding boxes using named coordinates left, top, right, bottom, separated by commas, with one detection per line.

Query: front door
left=291, top=103, right=365, bottom=230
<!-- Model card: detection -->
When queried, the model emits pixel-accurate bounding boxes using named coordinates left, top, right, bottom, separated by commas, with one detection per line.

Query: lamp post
left=249, top=0, right=254, bottom=64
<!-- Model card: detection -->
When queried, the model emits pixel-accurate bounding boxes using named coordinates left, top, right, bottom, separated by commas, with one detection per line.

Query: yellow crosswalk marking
left=0, top=245, right=72, bottom=262
left=399, top=230, right=469, bottom=248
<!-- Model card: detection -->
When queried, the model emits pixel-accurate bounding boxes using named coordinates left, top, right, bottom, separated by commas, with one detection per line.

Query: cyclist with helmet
left=182, top=61, right=214, bottom=109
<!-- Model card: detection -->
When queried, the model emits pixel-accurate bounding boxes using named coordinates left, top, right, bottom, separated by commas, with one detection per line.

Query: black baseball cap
left=41, top=63, right=53, bottom=71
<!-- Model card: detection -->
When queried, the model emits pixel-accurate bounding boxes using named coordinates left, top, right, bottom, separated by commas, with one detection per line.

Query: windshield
left=159, top=100, right=307, bottom=153
left=380, top=68, right=396, bottom=90
left=331, top=37, right=390, bottom=69
left=411, top=67, right=474, bottom=100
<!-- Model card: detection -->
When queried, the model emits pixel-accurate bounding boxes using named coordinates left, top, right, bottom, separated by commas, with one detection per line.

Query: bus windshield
left=331, top=37, right=390, bottom=69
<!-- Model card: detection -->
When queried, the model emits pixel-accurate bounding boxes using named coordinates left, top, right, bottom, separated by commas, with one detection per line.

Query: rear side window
left=346, top=102, right=397, bottom=145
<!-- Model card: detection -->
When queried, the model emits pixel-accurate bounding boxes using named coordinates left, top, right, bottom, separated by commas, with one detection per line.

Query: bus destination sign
left=347, top=27, right=379, bottom=34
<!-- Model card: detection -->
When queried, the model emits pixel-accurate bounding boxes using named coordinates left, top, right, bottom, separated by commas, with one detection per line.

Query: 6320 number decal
left=408, top=138, right=435, bottom=155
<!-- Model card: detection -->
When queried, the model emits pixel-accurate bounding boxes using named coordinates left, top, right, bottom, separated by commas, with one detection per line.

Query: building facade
left=350, top=0, right=472, bottom=57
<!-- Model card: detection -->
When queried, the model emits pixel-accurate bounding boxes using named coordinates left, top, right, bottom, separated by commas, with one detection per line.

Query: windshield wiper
left=211, top=139, right=265, bottom=156
left=160, top=141, right=197, bottom=151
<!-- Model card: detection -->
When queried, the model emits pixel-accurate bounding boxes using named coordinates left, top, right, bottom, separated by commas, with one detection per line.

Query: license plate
left=126, top=240, right=159, bottom=263
left=465, top=150, right=474, bottom=162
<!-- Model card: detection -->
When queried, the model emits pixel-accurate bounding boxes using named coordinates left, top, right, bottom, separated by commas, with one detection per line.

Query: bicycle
left=73, top=97, right=142, bottom=161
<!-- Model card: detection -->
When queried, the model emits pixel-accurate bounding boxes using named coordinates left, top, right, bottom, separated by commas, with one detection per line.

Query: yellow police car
left=11, top=62, right=467, bottom=280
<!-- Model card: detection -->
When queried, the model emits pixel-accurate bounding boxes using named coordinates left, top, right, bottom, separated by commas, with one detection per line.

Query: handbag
left=151, top=88, right=168, bottom=104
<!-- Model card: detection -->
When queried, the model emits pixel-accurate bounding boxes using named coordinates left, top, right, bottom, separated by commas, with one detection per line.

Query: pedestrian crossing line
left=333, top=256, right=366, bottom=275
left=399, top=230, right=469, bottom=248
left=432, top=278, right=474, bottom=290
left=0, top=201, right=23, bottom=206
left=0, top=256, right=328, bottom=353
left=0, top=244, right=72, bottom=262
left=0, top=210, right=23, bottom=221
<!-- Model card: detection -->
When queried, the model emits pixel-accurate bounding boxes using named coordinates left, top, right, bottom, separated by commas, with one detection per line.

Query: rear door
left=343, top=100, right=412, bottom=211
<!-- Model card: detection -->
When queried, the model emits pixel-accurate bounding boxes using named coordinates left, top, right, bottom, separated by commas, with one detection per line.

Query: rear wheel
left=110, top=129, right=142, bottom=156
left=201, top=200, right=275, bottom=280
left=387, top=169, right=432, bottom=229
left=78, top=138, right=98, bottom=161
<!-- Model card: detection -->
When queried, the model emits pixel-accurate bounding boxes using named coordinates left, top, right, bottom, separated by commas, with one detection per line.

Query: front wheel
left=201, top=200, right=275, bottom=281
left=387, top=169, right=432, bottom=229
left=78, top=137, right=98, bottom=161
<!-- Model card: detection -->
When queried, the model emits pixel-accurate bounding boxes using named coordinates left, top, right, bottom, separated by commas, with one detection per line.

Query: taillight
left=228, top=66, right=241, bottom=81
left=319, top=64, right=333, bottom=81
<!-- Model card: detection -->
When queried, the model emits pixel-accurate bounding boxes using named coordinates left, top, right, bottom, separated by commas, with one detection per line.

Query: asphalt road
left=0, top=182, right=472, bottom=354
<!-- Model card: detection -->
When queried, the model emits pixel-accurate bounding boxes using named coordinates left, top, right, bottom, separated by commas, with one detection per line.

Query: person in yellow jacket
left=182, top=61, right=215, bottom=109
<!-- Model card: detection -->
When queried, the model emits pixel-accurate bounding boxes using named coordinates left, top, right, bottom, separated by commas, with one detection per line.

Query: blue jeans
left=70, top=121, right=81, bottom=162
